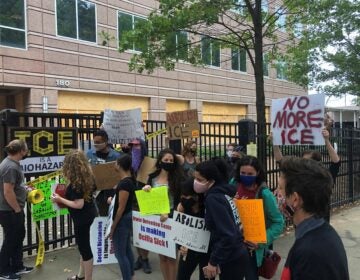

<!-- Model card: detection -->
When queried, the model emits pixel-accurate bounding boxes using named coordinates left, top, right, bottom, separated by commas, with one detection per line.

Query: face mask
left=94, top=142, right=106, bottom=151
left=226, top=151, right=233, bottom=158
left=160, top=161, right=175, bottom=172
left=190, top=148, right=197, bottom=156
left=180, top=197, right=197, bottom=212
left=240, top=175, right=257, bottom=187
left=132, top=148, right=142, bottom=172
left=193, top=179, right=209, bottom=193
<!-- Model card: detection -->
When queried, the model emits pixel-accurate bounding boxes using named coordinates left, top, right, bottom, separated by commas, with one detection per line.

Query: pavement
left=20, top=203, right=360, bottom=280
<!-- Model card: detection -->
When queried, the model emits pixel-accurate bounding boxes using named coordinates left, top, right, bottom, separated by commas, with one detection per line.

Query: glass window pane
left=0, top=27, right=25, bottom=48
left=78, top=0, right=96, bottom=42
left=134, top=16, right=147, bottom=51
left=202, top=37, right=211, bottom=65
left=231, top=49, right=239, bottom=70
left=0, top=0, right=25, bottom=29
left=57, top=0, right=77, bottom=39
left=118, top=12, right=133, bottom=48
left=177, top=31, right=188, bottom=60
left=212, top=40, right=220, bottom=67
left=240, top=48, right=246, bottom=72
left=165, top=32, right=177, bottom=57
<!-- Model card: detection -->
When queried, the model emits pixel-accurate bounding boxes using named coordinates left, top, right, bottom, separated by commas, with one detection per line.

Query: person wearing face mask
left=177, top=141, right=200, bottom=178
left=0, top=140, right=34, bottom=280
left=234, top=156, right=284, bottom=280
left=176, top=178, right=212, bottom=280
left=86, top=130, right=122, bottom=216
left=279, top=157, right=349, bottom=280
left=142, top=148, right=185, bottom=280
left=193, top=159, right=250, bottom=280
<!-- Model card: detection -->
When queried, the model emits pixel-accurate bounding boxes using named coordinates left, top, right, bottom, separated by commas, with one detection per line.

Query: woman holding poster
left=51, top=150, right=97, bottom=280
left=233, top=156, right=284, bottom=280
left=193, top=159, right=250, bottom=280
left=142, top=148, right=185, bottom=280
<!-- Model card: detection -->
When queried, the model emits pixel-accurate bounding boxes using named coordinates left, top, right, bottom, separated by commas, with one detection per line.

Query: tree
left=118, top=0, right=306, bottom=166
left=286, top=0, right=360, bottom=98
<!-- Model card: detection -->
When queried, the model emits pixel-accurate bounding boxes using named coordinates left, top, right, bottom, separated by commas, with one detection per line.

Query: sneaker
left=142, top=258, right=152, bottom=274
left=15, top=266, right=33, bottom=275
left=134, top=256, right=143, bottom=271
left=0, top=272, right=21, bottom=280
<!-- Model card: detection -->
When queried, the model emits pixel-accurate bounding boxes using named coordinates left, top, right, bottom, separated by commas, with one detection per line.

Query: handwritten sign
left=103, top=108, right=145, bottom=144
left=166, top=109, right=200, bottom=140
left=91, top=161, right=122, bottom=190
left=271, top=94, right=325, bottom=145
left=135, top=186, right=170, bottom=215
left=236, top=199, right=267, bottom=244
left=170, top=211, right=210, bottom=253
left=132, top=211, right=176, bottom=258
left=90, top=217, right=117, bottom=265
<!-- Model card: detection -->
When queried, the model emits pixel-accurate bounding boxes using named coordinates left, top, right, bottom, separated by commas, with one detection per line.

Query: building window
left=277, top=7, right=286, bottom=31
left=166, top=31, right=188, bottom=60
left=0, top=0, right=26, bottom=49
left=231, top=48, right=247, bottom=72
left=276, top=60, right=287, bottom=80
left=263, top=53, right=269, bottom=76
left=56, top=0, right=96, bottom=43
left=118, top=12, right=147, bottom=52
left=201, top=36, right=220, bottom=67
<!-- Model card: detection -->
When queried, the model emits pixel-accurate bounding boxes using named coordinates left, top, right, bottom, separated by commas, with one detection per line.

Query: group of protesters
left=0, top=124, right=350, bottom=280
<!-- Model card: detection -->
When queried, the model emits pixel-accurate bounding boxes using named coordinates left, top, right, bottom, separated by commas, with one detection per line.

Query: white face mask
left=94, top=142, right=107, bottom=151
left=227, top=151, right=233, bottom=158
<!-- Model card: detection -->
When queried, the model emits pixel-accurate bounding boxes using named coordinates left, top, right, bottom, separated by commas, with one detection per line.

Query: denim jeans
left=113, top=211, right=134, bottom=280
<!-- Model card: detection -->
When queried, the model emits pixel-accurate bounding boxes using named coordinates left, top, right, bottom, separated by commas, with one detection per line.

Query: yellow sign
left=135, top=186, right=170, bottom=215
left=236, top=199, right=267, bottom=244
left=146, top=128, right=167, bottom=140
left=246, top=142, right=257, bottom=157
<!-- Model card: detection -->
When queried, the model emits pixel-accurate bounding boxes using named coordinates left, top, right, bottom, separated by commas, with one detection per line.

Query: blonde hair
left=62, top=149, right=94, bottom=202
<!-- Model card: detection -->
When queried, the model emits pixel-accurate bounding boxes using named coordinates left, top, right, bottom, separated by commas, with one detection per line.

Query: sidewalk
left=21, top=204, right=360, bottom=280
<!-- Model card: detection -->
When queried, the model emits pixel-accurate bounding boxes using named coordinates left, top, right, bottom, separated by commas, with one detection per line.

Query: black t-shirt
left=329, top=161, right=341, bottom=184
left=65, top=184, right=96, bottom=225
left=113, top=177, right=135, bottom=219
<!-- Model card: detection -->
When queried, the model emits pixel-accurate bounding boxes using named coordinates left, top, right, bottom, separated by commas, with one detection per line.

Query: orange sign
left=236, top=199, right=267, bottom=244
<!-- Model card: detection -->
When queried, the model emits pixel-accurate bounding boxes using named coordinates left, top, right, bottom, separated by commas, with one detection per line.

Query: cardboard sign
left=136, top=157, right=156, bottom=185
left=132, top=211, right=176, bottom=258
left=236, top=199, right=267, bottom=244
left=170, top=211, right=210, bottom=253
left=91, top=161, right=122, bottom=190
left=271, top=94, right=325, bottom=145
left=166, top=109, right=200, bottom=140
left=90, top=217, right=117, bottom=265
left=135, top=186, right=170, bottom=215
left=102, top=108, right=145, bottom=144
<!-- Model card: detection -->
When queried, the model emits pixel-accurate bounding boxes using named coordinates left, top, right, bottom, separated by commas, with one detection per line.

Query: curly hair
left=62, top=149, right=95, bottom=202
left=181, top=140, right=197, bottom=156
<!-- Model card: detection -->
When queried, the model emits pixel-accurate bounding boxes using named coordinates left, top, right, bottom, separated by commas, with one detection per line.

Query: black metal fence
left=1, top=110, right=359, bottom=255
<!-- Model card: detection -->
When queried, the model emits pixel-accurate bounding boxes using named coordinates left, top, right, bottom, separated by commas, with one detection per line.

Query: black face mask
left=180, top=197, right=197, bottom=212
left=160, top=161, right=175, bottom=172
left=190, top=149, right=197, bottom=156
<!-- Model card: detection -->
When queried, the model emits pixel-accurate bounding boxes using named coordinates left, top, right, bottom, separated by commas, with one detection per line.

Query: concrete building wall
left=0, top=0, right=306, bottom=120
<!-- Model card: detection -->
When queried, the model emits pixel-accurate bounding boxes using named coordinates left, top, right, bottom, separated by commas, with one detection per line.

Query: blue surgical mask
left=240, top=175, right=257, bottom=187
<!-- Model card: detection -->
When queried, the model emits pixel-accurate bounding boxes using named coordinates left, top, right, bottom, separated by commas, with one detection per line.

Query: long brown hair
left=62, top=149, right=94, bottom=202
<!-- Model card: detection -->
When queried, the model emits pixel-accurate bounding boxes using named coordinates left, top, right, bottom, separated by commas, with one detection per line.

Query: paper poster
left=135, top=186, right=170, bottom=215
left=271, top=94, right=325, bottom=145
left=91, top=161, right=122, bottom=190
left=132, top=211, right=176, bottom=259
left=246, top=142, right=257, bottom=157
left=102, top=108, right=145, bottom=144
left=104, top=195, right=116, bottom=238
left=170, top=211, right=210, bottom=253
left=236, top=199, right=267, bottom=244
left=136, top=157, right=156, bottom=185
left=90, top=217, right=117, bottom=265
left=20, top=156, right=64, bottom=174
left=166, top=109, right=200, bottom=140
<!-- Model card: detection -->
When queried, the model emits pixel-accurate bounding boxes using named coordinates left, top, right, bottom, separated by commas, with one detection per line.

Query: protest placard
left=132, top=211, right=176, bottom=258
left=102, top=108, right=145, bottom=144
left=91, top=161, right=122, bottom=190
left=104, top=195, right=116, bottom=238
left=135, top=186, right=170, bottom=215
left=246, top=142, right=257, bottom=157
left=136, top=157, right=156, bottom=185
left=236, top=199, right=267, bottom=244
left=166, top=109, right=200, bottom=140
left=170, top=211, right=210, bottom=253
left=271, top=94, right=325, bottom=145
left=90, top=217, right=117, bottom=265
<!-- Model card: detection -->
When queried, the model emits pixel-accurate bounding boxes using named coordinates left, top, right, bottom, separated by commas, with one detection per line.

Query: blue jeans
left=113, top=212, right=134, bottom=280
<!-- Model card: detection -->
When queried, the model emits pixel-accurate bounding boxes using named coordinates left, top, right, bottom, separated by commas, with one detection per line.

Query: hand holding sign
left=135, top=186, right=170, bottom=215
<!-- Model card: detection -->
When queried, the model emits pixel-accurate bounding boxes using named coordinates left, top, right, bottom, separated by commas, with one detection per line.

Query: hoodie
left=205, top=183, right=247, bottom=266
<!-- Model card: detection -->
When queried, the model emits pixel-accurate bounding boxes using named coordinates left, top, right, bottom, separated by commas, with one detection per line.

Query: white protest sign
left=271, top=94, right=325, bottom=145
left=169, top=211, right=210, bottom=253
left=132, top=211, right=176, bottom=259
left=104, top=195, right=116, bottom=238
left=90, top=217, right=117, bottom=265
left=20, top=156, right=64, bottom=174
left=103, top=108, right=145, bottom=144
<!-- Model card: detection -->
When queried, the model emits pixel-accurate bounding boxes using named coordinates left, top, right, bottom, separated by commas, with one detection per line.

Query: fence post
left=347, top=128, right=354, bottom=202
left=238, top=119, right=256, bottom=154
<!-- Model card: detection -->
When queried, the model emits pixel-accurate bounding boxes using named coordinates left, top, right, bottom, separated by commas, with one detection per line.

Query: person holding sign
left=51, top=150, right=97, bottom=280
left=193, top=159, right=250, bottom=280
left=0, top=140, right=34, bottom=280
left=142, top=148, right=185, bottom=280
left=107, top=154, right=136, bottom=280
left=233, top=156, right=284, bottom=280
left=278, top=157, right=349, bottom=280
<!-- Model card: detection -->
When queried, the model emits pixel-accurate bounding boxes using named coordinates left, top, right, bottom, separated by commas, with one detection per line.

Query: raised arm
left=322, top=129, right=340, bottom=163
